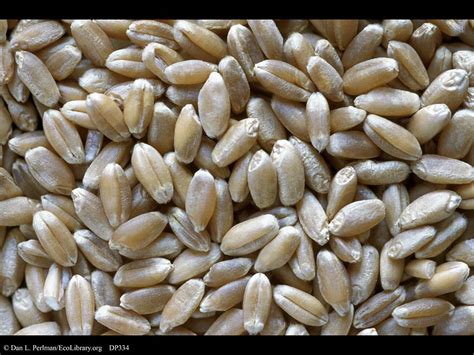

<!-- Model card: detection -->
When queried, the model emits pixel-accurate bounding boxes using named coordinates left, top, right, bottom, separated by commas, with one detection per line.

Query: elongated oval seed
left=289, top=136, right=331, bottom=194
left=186, top=169, right=216, bottom=232
left=427, top=46, right=453, bottom=83
left=90, top=270, right=120, bottom=308
left=174, top=104, right=202, bottom=164
left=24, top=264, right=50, bottom=313
left=343, top=58, right=399, bottom=95
left=381, top=184, right=407, bottom=237
left=43, top=109, right=85, bottom=164
left=271, top=139, right=305, bottom=206
left=247, top=20, right=283, bottom=60
left=199, top=276, right=249, bottom=313
left=273, top=284, right=328, bottom=327
left=198, top=72, right=230, bottom=139
left=73, top=229, right=122, bottom=272
left=118, top=232, right=183, bottom=260
left=254, top=226, right=301, bottom=273
left=329, top=199, right=385, bottom=237
left=60, top=100, right=95, bottom=130
left=306, top=92, right=330, bottom=152
left=212, top=118, right=258, bottom=168
left=160, top=279, right=205, bottom=333
left=326, top=131, right=381, bottom=160
left=387, top=40, right=429, bottom=90
left=168, top=207, right=210, bottom=252
left=222, top=141, right=250, bottom=202
left=220, top=214, right=279, bottom=256
left=352, top=160, right=410, bottom=187
left=203, top=258, right=253, bottom=288
left=105, top=46, right=154, bottom=79
left=123, top=79, right=154, bottom=138
left=342, top=23, right=384, bottom=69
left=43, top=263, right=70, bottom=311
left=99, top=163, right=131, bottom=229
left=254, top=60, right=314, bottom=102
left=204, top=308, right=245, bottom=335
left=380, top=242, right=405, bottom=291
left=283, top=32, right=313, bottom=75
left=82, top=131, right=104, bottom=167
left=110, top=211, right=168, bottom=252
left=288, top=223, right=315, bottom=281
left=411, top=155, right=474, bottom=185
left=307, top=55, right=344, bottom=102
left=126, top=19, right=176, bottom=48
left=406, top=104, right=451, bottom=145
left=314, top=39, right=344, bottom=76
left=247, top=150, right=277, bottom=209
left=8, top=131, right=51, bottom=158
left=317, top=249, right=351, bottom=316
left=9, top=20, right=65, bottom=52
left=12, top=288, right=49, bottom=328
left=326, top=166, right=357, bottom=221
left=387, top=226, right=437, bottom=259
left=0, top=229, right=26, bottom=297
left=329, top=106, right=367, bottom=132
left=422, top=69, right=469, bottom=110
left=296, top=190, right=329, bottom=245
left=225, top=24, right=264, bottom=79
left=355, top=87, right=420, bottom=117
left=397, top=190, right=461, bottom=231
left=25, top=147, right=75, bottom=196
left=147, top=102, right=177, bottom=155
left=219, top=56, right=250, bottom=114
left=95, top=305, right=150, bottom=335
left=113, top=258, right=173, bottom=288
left=165, top=60, right=216, bottom=85
left=168, top=243, right=222, bottom=285
left=121, top=285, right=176, bottom=315
left=17, top=239, right=53, bottom=268
left=131, top=143, right=173, bottom=204
left=270, top=96, right=309, bottom=141
left=246, top=97, right=287, bottom=152
left=392, top=298, right=454, bottom=328
left=15, top=51, right=60, bottom=107
left=437, top=109, right=474, bottom=159
left=70, top=20, right=113, bottom=67
left=329, top=236, right=361, bottom=264
left=243, top=273, right=272, bottom=335
left=65, top=275, right=94, bottom=335
left=174, top=20, right=227, bottom=63
left=353, top=286, right=406, bottom=329
left=363, top=114, right=422, bottom=161
left=86, top=93, right=130, bottom=142
left=415, top=261, right=470, bottom=298
left=32, top=211, right=78, bottom=267
left=71, top=188, right=114, bottom=241
left=405, top=259, right=437, bottom=280
left=348, top=245, right=379, bottom=305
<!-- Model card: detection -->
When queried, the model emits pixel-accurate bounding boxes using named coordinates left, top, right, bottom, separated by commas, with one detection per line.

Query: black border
left=0, top=0, right=469, bottom=19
